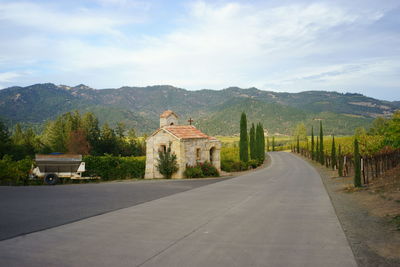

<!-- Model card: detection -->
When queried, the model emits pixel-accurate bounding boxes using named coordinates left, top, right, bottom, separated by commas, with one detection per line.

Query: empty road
left=0, top=152, right=357, bottom=266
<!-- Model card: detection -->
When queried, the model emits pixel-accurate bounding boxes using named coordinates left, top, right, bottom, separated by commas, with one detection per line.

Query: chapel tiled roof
left=163, top=125, right=214, bottom=140
left=160, top=110, right=178, bottom=118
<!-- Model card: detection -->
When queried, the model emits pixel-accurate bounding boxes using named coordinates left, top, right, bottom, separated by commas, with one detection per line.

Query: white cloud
left=0, top=0, right=399, bottom=100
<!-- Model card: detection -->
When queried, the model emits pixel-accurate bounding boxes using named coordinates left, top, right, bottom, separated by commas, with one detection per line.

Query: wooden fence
left=292, top=146, right=400, bottom=185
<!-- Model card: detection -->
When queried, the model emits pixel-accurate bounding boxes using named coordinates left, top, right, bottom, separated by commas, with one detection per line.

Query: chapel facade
left=145, top=110, right=221, bottom=179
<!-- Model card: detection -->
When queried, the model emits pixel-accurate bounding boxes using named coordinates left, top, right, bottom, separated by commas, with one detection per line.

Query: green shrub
left=0, top=156, right=33, bottom=185
left=248, top=159, right=259, bottom=169
left=83, top=155, right=145, bottom=180
left=156, top=145, right=178, bottom=179
left=221, top=159, right=249, bottom=172
left=184, top=165, right=203, bottom=178
left=199, top=161, right=219, bottom=177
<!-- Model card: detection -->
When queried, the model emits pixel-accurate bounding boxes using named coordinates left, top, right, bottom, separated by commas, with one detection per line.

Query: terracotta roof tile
left=160, top=110, right=178, bottom=118
left=163, top=125, right=210, bottom=139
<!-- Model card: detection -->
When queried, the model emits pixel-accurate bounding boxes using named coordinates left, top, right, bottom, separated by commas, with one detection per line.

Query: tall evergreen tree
left=256, top=123, right=265, bottom=161
left=338, top=144, right=343, bottom=177
left=260, top=124, right=265, bottom=160
left=331, top=135, right=337, bottom=170
left=311, top=126, right=315, bottom=160
left=249, top=123, right=256, bottom=160
left=239, top=112, right=249, bottom=162
left=272, top=136, right=275, bottom=151
left=354, top=138, right=362, bottom=187
left=296, top=135, right=300, bottom=153
left=319, top=121, right=324, bottom=165
left=316, top=136, right=319, bottom=162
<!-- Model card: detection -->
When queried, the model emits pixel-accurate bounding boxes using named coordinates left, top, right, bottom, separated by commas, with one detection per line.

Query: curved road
left=0, top=152, right=357, bottom=266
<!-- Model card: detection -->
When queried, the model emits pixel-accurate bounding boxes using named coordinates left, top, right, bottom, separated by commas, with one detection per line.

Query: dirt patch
left=297, top=154, right=400, bottom=267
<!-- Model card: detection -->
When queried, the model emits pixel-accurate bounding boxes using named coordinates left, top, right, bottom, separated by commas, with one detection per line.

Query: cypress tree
left=260, top=123, right=265, bottom=161
left=249, top=123, right=256, bottom=160
left=272, top=136, right=275, bottom=151
left=338, top=144, right=343, bottom=177
left=311, top=126, right=314, bottom=160
left=296, top=136, right=300, bottom=153
left=331, top=135, right=337, bottom=170
left=319, top=121, right=324, bottom=165
left=316, top=136, right=319, bottom=162
left=239, top=112, right=249, bottom=162
left=354, top=138, right=362, bottom=187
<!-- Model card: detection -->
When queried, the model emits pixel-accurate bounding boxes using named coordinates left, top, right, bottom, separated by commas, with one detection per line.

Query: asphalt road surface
left=0, top=152, right=357, bottom=267
left=0, top=178, right=228, bottom=240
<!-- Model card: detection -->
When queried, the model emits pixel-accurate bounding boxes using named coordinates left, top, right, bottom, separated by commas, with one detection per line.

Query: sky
left=0, top=0, right=399, bottom=100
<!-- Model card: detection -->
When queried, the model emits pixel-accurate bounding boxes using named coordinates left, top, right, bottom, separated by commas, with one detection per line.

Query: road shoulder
left=295, top=153, right=400, bottom=267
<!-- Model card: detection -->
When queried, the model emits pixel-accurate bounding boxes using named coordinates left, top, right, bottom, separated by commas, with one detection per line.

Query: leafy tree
left=115, top=122, right=126, bottom=138
left=368, top=117, right=388, bottom=136
left=354, top=138, right=362, bottom=187
left=331, top=135, right=336, bottom=170
left=82, top=112, right=101, bottom=154
left=156, top=143, right=178, bottom=179
left=249, top=123, right=256, bottom=160
left=383, top=111, right=400, bottom=148
left=311, top=126, right=315, bottom=160
left=67, top=129, right=90, bottom=155
left=319, top=121, right=324, bottom=165
left=293, top=123, right=307, bottom=141
left=239, top=112, right=249, bottom=162
left=98, top=123, right=118, bottom=155
left=0, top=120, right=11, bottom=159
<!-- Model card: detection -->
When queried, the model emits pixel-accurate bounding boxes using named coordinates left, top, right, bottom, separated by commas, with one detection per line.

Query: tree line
left=0, top=111, right=145, bottom=161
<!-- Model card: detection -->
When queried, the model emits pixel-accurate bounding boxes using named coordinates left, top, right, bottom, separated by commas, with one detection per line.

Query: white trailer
left=31, top=154, right=90, bottom=185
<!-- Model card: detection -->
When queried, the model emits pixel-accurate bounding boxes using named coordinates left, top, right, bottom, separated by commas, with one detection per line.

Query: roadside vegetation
left=0, top=111, right=146, bottom=185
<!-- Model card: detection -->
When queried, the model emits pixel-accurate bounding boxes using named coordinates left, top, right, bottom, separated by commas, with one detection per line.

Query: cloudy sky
left=0, top=0, right=399, bottom=100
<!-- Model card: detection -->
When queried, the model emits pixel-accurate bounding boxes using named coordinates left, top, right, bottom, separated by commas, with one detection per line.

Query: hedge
left=83, top=155, right=146, bottom=180
left=0, top=156, right=33, bottom=185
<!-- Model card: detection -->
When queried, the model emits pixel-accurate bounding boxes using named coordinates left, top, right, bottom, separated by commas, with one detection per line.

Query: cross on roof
left=188, top=117, right=194, bottom=125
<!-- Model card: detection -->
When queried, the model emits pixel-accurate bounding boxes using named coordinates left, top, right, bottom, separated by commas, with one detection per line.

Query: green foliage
left=266, top=137, right=270, bottom=152
left=239, top=112, right=249, bottom=162
left=156, top=144, right=178, bottom=179
left=311, top=126, right=315, bottom=160
left=293, top=123, right=307, bottom=141
left=0, top=156, right=33, bottom=185
left=83, top=155, right=145, bottom=180
left=184, top=165, right=203, bottom=178
left=272, top=136, right=275, bottom=151
left=248, top=159, right=259, bottom=169
left=316, top=137, right=319, bottom=161
left=0, top=120, right=11, bottom=159
left=255, top=123, right=265, bottom=162
left=296, top=136, right=300, bottom=153
left=221, top=159, right=248, bottom=172
left=383, top=111, right=400, bottom=148
left=319, top=121, right=324, bottom=164
left=331, top=135, right=337, bottom=170
left=338, top=144, right=343, bottom=177
left=249, top=123, right=256, bottom=160
left=199, top=161, right=220, bottom=177
left=354, top=139, right=362, bottom=187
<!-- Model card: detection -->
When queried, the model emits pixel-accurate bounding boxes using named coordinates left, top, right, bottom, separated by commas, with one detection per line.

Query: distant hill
left=0, top=83, right=398, bottom=135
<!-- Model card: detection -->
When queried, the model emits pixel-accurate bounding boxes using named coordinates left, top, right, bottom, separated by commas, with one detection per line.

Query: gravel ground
left=296, top=154, right=400, bottom=267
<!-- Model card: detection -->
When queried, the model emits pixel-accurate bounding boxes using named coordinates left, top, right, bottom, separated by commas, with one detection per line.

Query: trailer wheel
left=44, top=174, right=59, bottom=185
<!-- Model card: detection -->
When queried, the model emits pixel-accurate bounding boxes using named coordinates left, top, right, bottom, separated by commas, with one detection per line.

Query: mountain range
left=0, top=83, right=398, bottom=136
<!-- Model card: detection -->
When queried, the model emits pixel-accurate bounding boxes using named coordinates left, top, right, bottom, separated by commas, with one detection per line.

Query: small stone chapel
left=145, top=110, right=221, bottom=179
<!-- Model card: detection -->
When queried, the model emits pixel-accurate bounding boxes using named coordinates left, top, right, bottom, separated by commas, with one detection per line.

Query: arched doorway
left=209, top=147, right=215, bottom=164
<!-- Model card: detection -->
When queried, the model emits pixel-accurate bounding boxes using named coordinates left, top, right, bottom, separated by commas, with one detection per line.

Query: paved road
left=0, top=152, right=357, bottom=267
left=0, top=178, right=228, bottom=240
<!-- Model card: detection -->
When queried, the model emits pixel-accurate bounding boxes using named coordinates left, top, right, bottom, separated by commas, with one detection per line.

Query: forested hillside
left=0, top=83, right=398, bottom=135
